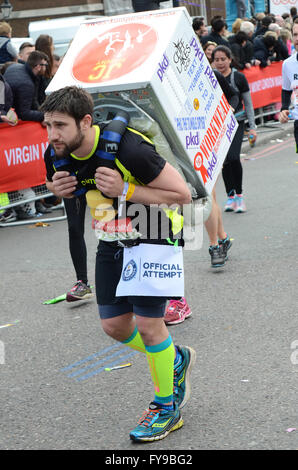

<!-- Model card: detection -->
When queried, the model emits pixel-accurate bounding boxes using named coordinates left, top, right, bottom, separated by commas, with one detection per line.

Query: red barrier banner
left=242, top=62, right=282, bottom=109
left=0, top=121, right=48, bottom=193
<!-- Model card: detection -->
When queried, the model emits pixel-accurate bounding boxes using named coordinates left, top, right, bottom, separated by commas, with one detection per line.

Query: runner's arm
left=281, top=89, right=292, bottom=111
left=95, top=162, right=191, bottom=206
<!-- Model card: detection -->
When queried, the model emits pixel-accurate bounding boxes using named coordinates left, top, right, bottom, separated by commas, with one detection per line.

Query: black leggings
left=222, top=120, right=244, bottom=195
left=64, top=196, right=88, bottom=285
left=222, top=160, right=243, bottom=195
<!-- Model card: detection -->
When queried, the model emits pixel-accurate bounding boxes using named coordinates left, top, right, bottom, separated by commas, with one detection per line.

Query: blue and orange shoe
left=174, top=346, right=197, bottom=409
left=130, top=402, right=183, bottom=442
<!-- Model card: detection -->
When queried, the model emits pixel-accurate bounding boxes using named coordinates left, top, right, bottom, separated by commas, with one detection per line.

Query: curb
left=241, top=121, right=293, bottom=154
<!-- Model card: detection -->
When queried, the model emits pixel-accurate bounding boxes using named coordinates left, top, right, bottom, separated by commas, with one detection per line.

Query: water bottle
left=248, top=134, right=255, bottom=148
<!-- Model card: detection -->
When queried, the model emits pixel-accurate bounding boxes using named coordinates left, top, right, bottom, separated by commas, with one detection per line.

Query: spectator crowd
left=193, top=9, right=297, bottom=69
left=0, top=22, right=62, bottom=223
left=1, top=7, right=298, bottom=224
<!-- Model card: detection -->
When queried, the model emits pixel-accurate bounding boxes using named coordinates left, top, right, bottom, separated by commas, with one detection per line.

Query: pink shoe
left=234, top=195, right=246, bottom=213
left=164, top=298, right=192, bottom=325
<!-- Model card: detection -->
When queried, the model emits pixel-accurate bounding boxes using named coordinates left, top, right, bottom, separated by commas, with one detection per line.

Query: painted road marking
left=242, top=137, right=293, bottom=161
left=60, top=344, right=138, bottom=382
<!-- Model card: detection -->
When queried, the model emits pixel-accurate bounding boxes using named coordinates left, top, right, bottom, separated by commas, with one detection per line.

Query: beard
left=51, top=128, right=84, bottom=157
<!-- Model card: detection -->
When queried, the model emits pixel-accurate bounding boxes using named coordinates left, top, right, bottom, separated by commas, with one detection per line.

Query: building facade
left=3, top=0, right=104, bottom=37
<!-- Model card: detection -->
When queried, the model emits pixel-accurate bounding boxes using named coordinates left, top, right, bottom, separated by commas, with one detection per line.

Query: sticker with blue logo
left=122, top=259, right=137, bottom=281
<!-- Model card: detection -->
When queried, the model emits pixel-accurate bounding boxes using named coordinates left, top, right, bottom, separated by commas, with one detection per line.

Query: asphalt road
left=1, top=124, right=298, bottom=452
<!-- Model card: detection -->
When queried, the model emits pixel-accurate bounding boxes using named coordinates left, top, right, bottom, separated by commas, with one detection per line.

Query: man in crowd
left=253, top=32, right=277, bottom=67
left=192, top=17, right=208, bottom=42
left=201, top=18, right=231, bottom=48
left=18, top=42, right=35, bottom=63
left=268, top=23, right=289, bottom=61
left=4, top=50, right=47, bottom=122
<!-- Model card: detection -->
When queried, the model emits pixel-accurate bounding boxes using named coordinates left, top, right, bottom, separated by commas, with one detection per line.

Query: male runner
left=279, top=23, right=298, bottom=142
left=41, top=86, right=196, bottom=442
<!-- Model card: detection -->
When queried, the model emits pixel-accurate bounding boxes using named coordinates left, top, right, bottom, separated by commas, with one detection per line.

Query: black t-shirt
left=44, top=124, right=179, bottom=243
left=44, top=124, right=165, bottom=187
left=225, top=70, right=250, bottom=114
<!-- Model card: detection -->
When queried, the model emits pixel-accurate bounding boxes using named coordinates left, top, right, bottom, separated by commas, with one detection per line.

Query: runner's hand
left=279, top=110, right=289, bottom=123
left=95, top=167, right=124, bottom=198
left=249, top=129, right=257, bottom=143
left=52, top=171, right=77, bottom=198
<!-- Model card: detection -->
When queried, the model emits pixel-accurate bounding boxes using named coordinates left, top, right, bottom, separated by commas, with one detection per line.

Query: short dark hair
left=212, top=19, right=226, bottom=33
left=234, top=31, right=248, bottom=44
left=19, top=41, right=34, bottom=51
left=262, top=16, right=273, bottom=27
left=290, top=7, right=297, bottom=17
left=263, top=35, right=276, bottom=48
left=27, top=50, right=49, bottom=68
left=40, top=86, right=94, bottom=126
left=211, top=15, right=223, bottom=27
left=192, top=18, right=204, bottom=31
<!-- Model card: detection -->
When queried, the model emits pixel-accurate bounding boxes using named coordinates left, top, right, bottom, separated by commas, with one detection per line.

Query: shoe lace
left=166, top=300, right=180, bottom=315
left=70, top=281, right=83, bottom=292
left=138, top=408, right=160, bottom=427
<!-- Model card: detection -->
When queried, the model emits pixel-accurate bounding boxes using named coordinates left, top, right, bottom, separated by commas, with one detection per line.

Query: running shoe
left=219, top=236, right=232, bottom=261
left=174, top=345, right=197, bottom=409
left=0, top=209, right=17, bottom=223
left=130, top=401, right=183, bottom=442
left=66, top=280, right=93, bottom=302
left=234, top=195, right=246, bottom=213
left=209, top=245, right=225, bottom=268
left=224, top=191, right=236, bottom=212
left=164, top=297, right=192, bottom=325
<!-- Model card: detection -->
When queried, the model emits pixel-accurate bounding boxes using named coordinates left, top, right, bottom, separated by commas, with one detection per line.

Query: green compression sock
left=145, top=334, right=175, bottom=406
left=122, top=326, right=146, bottom=353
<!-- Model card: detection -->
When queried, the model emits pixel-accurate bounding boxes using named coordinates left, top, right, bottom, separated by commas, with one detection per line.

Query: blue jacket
left=253, top=36, right=275, bottom=67
left=0, top=74, right=13, bottom=121
left=4, top=62, right=44, bottom=122
left=0, top=36, right=17, bottom=64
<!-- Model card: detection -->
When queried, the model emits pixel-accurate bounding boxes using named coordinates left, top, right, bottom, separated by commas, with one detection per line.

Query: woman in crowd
left=203, top=41, right=217, bottom=65
left=212, top=45, right=257, bottom=213
left=35, top=34, right=55, bottom=103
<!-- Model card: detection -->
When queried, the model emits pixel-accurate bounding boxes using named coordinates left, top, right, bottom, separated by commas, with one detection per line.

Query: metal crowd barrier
left=242, top=102, right=291, bottom=143
left=0, top=183, right=67, bottom=227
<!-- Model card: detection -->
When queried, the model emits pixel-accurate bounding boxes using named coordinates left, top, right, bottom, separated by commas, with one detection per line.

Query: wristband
left=126, top=183, right=135, bottom=201
left=119, top=181, right=128, bottom=201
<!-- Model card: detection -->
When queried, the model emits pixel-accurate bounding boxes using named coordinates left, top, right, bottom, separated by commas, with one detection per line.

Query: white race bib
left=116, top=243, right=184, bottom=297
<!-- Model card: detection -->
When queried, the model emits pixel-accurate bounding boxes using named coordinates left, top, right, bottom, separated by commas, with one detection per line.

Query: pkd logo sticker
left=122, top=259, right=137, bottom=282
left=194, top=152, right=209, bottom=184
left=193, top=98, right=200, bottom=111
left=72, top=23, right=158, bottom=83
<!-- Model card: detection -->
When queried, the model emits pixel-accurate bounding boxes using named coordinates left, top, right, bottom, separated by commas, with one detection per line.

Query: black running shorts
left=95, top=241, right=167, bottom=319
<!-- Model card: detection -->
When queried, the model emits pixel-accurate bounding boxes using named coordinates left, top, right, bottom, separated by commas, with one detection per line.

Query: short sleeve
left=118, top=130, right=166, bottom=185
